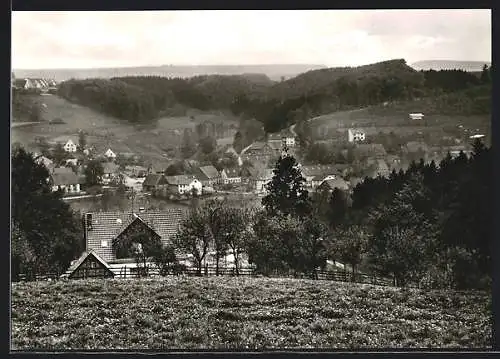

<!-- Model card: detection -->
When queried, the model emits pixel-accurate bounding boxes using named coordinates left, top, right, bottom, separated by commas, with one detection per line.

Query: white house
left=105, top=148, right=117, bottom=160
left=220, top=168, right=242, bottom=185
left=409, top=113, right=424, bottom=120
left=348, top=129, right=366, bottom=143
left=165, top=175, right=202, bottom=195
left=283, top=135, right=296, bottom=147
left=64, top=139, right=77, bottom=153
left=65, top=158, right=79, bottom=167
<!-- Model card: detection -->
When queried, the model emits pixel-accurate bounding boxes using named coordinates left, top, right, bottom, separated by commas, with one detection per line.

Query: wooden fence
left=112, top=265, right=394, bottom=287
left=15, top=266, right=394, bottom=287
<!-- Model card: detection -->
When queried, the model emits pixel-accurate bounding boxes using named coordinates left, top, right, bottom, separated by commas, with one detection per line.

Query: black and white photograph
left=10, top=9, right=492, bottom=350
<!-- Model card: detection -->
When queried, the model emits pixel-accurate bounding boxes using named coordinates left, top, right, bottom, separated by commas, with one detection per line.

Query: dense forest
left=54, top=59, right=491, bottom=132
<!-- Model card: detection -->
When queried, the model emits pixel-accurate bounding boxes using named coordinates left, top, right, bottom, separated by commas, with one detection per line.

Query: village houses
left=50, top=167, right=84, bottom=193
left=105, top=148, right=117, bottom=160
left=165, top=175, right=202, bottom=195
left=220, top=168, right=242, bottom=185
left=193, top=165, right=221, bottom=187
left=62, top=209, right=188, bottom=278
left=348, top=129, right=366, bottom=143
left=102, top=162, right=120, bottom=185
left=64, top=139, right=77, bottom=153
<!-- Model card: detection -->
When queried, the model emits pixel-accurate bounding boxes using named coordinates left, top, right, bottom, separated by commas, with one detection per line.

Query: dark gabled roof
left=224, top=168, right=241, bottom=178
left=246, top=141, right=271, bottom=152
left=301, top=165, right=339, bottom=177
left=61, top=250, right=114, bottom=279
left=103, top=162, right=119, bottom=174
left=165, top=175, right=197, bottom=186
left=319, top=178, right=350, bottom=191
left=196, top=165, right=220, bottom=180
left=85, top=210, right=188, bottom=245
left=143, top=173, right=166, bottom=187
left=51, top=167, right=81, bottom=186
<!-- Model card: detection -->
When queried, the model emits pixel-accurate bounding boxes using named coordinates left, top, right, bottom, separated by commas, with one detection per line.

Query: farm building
left=142, top=173, right=168, bottom=192
left=125, top=165, right=148, bottom=178
left=348, top=129, right=366, bottom=143
left=164, top=175, right=202, bottom=195
left=221, top=168, right=242, bottom=184
left=81, top=210, right=188, bottom=274
left=63, top=139, right=77, bottom=153
left=317, top=178, right=350, bottom=193
left=50, top=167, right=84, bottom=193
left=300, top=165, right=342, bottom=188
left=102, top=162, right=120, bottom=185
left=105, top=148, right=117, bottom=160
left=61, top=251, right=115, bottom=280
left=409, top=113, right=424, bottom=120
left=268, top=131, right=296, bottom=148
left=249, top=167, right=274, bottom=193
left=193, top=165, right=221, bottom=187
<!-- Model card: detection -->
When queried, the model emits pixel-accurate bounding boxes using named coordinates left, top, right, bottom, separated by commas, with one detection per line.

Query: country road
left=289, top=107, right=370, bottom=137
left=11, top=122, right=42, bottom=128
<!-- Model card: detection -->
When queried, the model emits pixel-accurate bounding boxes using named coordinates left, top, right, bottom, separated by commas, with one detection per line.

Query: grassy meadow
left=11, top=94, right=238, bottom=161
left=11, top=277, right=491, bottom=350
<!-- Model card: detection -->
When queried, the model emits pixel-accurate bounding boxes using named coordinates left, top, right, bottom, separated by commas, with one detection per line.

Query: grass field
left=11, top=94, right=239, bottom=162
left=311, top=104, right=490, bottom=140
left=11, top=277, right=491, bottom=350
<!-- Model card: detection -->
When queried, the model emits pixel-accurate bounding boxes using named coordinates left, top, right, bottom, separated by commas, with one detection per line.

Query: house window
left=101, top=240, right=108, bottom=247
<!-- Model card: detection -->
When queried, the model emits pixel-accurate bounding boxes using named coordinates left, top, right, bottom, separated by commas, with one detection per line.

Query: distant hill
left=13, top=64, right=326, bottom=83
left=267, top=59, right=422, bottom=100
left=411, top=60, right=491, bottom=72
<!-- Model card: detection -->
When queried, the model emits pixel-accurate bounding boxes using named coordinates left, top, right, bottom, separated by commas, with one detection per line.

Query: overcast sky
left=12, top=10, right=491, bottom=69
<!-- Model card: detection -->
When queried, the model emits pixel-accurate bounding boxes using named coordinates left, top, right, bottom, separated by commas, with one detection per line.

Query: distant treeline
left=54, top=59, right=491, bottom=130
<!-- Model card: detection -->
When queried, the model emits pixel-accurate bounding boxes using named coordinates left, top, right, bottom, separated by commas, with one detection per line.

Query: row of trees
left=54, top=60, right=491, bottom=134
left=158, top=140, right=491, bottom=289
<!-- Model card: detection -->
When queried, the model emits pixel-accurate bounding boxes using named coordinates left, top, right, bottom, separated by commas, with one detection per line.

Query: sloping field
left=11, top=277, right=491, bottom=350
left=11, top=95, right=238, bottom=162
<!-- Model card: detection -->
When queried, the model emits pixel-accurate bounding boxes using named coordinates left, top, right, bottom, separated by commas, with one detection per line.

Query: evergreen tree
left=11, top=146, right=83, bottom=278
left=84, top=159, right=104, bottom=186
left=78, top=130, right=87, bottom=152
left=480, top=64, right=491, bottom=84
left=52, top=143, right=68, bottom=166
left=262, top=152, right=311, bottom=218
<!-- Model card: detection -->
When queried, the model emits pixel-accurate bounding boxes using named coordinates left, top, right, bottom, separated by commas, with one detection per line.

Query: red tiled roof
left=51, top=167, right=82, bottom=186
left=196, top=165, right=220, bottom=180
left=85, top=210, right=188, bottom=261
left=165, top=175, right=197, bottom=185
left=143, top=173, right=166, bottom=187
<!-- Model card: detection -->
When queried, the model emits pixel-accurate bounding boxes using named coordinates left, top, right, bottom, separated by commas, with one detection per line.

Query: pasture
left=11, top=94, right=238, bottom=162
left=11, top=277, right=491, bottom=350
left=310, top=104, right=490, bottom=141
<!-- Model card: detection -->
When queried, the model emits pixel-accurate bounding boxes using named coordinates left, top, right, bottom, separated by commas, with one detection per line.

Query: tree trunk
left=215, top=254, right=220, bottom=276
left=197, top=261, right=202, bottom=277
left=233, top=248, right=239, bottom=276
